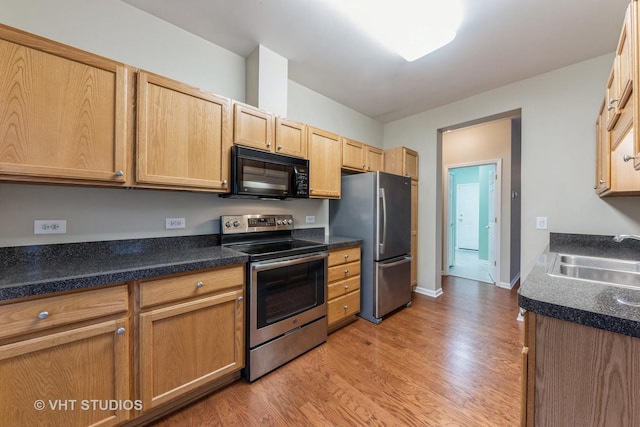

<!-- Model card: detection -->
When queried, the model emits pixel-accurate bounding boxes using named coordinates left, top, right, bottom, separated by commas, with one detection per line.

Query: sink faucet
left=613, top=234, right=640, bottom=242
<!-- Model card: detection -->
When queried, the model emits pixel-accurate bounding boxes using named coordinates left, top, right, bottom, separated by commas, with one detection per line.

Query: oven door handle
left=251, top=251, right=328, bottom=272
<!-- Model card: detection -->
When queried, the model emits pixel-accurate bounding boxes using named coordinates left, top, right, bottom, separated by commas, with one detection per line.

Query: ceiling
left=123, top=0, right=630, bottom=123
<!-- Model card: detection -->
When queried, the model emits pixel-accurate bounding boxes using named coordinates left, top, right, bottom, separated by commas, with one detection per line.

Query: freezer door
left=376, top=172, right=411, bottom=261
left=374, top=255, right=412, bottom=319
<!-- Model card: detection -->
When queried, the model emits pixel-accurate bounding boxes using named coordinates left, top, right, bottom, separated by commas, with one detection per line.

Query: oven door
left=249, top=251, right=327, bottom=348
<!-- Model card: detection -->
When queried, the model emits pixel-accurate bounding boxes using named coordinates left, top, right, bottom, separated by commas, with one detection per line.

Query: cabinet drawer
left=328, top=290, right=360, bottom=326
left=139, top=265, right=244, bottom=308
left=328, top=276, right=361, bottom=301
left=328, top=247, right=361, bottom=267
left=0, top=285, right=128, bottom=340
left=328, top=261, right=360, bottom=283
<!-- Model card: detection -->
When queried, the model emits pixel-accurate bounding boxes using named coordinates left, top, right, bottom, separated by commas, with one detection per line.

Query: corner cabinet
left=0, top=24, right=132, bottom=187
left=137, top=265, right=245, bottom=411
left=307, top=126, right=341, bottom=198
left=327, top=246, right=361, bottom=332
left=384, top=146, right=419, bottom=288
left=0, top=285, right=130, bottom=427
left=136, top=71, right=232, bottom=192
left=521, top=312, right=640, bottom=426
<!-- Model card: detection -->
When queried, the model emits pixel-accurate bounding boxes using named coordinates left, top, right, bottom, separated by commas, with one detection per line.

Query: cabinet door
left=307, top=127, right=341, bottom=198
left=341, top=138, right=365, bottom=171
left=136, top=71, right=231, bottom=191
left=595, top=100, right=611, bottom=195
left=404, top=148, right=419, bottom=180
left=275, top=118, right=307, bottom=158
left=366, top=146, right=384, bottom=171
left=233, top=103, right=274, bottom=152
left=139, top=289, right=244, bottom=409
left=0, top=27, right=131, bottom=186
left=0, top=319, right=130, bottom=427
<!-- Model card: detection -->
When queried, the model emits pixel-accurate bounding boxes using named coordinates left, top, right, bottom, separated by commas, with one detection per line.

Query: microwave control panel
left=221, top=214, right=294, bottom=234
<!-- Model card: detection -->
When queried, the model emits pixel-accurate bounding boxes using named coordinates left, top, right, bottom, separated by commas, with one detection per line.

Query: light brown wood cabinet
left=0, top=285, right=130, bottom=427
left=307, top=126, right=342, bottom=198
left=0, top=24, right=132, bottom=187
left=137, top=265, right=245, bottom=411
left=597, top=2, right=640, bottom=195
left=385, top=146, right=419, bottom=287
left=275, top=117, right=308, bottom=158
left=341, top=137, right=384, bottom=172
left=136, top=71, right=232, bottom=192
left=521, top=312, right=640, bottom=426
left=327, top=246, right=361, bottom=332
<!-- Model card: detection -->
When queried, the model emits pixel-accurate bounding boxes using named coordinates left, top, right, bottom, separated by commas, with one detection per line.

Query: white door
left=456, top=183, right=479, bottom=251
left=448, top=172, right=456, bottom=268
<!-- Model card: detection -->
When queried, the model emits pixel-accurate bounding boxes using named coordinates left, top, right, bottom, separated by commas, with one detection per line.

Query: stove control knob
left=233, top=221, right=240, bottom=227
left=277, top=220, right=283, bottom=225
left=225, top=221, right=231, bottom=228
left=287, top=219, right=293, bottom=225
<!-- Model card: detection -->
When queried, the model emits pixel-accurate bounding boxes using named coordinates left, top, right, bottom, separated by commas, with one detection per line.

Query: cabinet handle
left=222, top=179, right=228, bottom=185
left=609, top=98, right=619, bottom=105
left=344, top=285, right=349, bottom=290
left=267, top=142, right=272, bottom=147
left=38, top=311, right=49, bottom=320
left=344, top=269, right=349, bottom=274
left=362, top=164, right=366, bottom=168
left=623, top=154, right=636, bottom=162
left=343, top=305, right=349, bottom=310
left=116, top=327, right=126, bottom=335
left=196, top=281, right=204, bottom=288
left=607, top=105, right=616, bottom=111
left=310, top=188, right=314, bottom=192
left=115, top=170, right=124, bottom=177
left=238, top=296, right=244, bottom=302
left=599, top=179, right=607, bottom=184
left=277, top=145, right=283, bottom=150
left=344, top=254, right=349, bottom=259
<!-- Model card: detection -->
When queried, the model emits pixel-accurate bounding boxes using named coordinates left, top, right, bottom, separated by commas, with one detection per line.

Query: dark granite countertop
left=518, top=233, right=640, bottom=338
left=0, top=230, right=362, bottom=302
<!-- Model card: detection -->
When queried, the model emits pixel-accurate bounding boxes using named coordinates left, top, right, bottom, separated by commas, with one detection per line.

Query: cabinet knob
left=116, top=327, right=126, bottom=335
left=115, top=170, right=124, bottom=177
left=363, top=164, right=366, bottom=168
left=599, top=179, right=607, bottom=184
left=222, top=179, right=228, bottom=185
left=277, top=145, right=283, bottom=150
left=196, top=281, right=204, bottom=288
left=38, top=311, right=49, bottom=320
left=344, top=285, right=349, bottom=290
left=310, top=188, right=314, bottom=192
left=623, top=154, right=636, bottom=162
left=344, top=269, right=349, bottom=274
left=344, top=254, right=349, bottom=259
left=238, top=296, right=244, bottom=302
left=267, top=142, right=272, bottom=147
left=343, top=305, right=349, bottom=310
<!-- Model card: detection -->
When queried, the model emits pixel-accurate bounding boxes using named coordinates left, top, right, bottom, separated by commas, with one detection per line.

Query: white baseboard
left=413, top=286, right=444, bottom=298
left=496, top=273, right=520, bottom=290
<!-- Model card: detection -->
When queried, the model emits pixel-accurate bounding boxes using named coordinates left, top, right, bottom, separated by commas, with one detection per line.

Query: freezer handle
left=378, top=255, right=412, bottom=269
left=379, top=187, right=387, bottom=255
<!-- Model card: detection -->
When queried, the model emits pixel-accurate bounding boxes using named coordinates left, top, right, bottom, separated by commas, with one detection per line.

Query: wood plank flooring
left=153, top=276, right=523, bottom=426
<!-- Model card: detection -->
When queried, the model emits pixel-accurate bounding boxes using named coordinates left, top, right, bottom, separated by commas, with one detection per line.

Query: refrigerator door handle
left=378, top=256, right=412, bottom=269
left=379, top=187, right=387, bottom=255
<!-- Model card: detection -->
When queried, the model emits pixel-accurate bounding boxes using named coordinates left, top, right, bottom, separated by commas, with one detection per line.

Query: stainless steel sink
left=549, top=254, right=640, bottom=289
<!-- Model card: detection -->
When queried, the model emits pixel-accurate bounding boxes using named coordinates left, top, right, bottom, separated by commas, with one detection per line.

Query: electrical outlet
left=165, top=217, right=186, bottom=229
left=34, top=220, right=67, bottom=234
left=535, top=216, right=548, bottom=230
left=306, top=216, right=315, bottom=224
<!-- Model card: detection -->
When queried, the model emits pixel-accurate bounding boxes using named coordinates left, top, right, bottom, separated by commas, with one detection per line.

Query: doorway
left=445, top=161, right=501, bottom=284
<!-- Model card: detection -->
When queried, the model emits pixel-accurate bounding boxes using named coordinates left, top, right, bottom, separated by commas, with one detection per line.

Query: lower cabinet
left=0, top=285, right=130, bottom=427
left=521, top=312, right=640, bottom=426
left=137, top=265, right=245, bottom=411
left=327, top=246, right=361, bottom=332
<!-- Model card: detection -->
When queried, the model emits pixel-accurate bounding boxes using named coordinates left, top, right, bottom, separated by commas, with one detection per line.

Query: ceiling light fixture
left=326, top=0, right=463, bottom=61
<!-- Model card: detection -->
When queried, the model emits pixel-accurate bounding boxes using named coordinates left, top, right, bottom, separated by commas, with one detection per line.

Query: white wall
left=0, top=0, right=383, bottom=247
left=383, top=53, right=640, bottom=294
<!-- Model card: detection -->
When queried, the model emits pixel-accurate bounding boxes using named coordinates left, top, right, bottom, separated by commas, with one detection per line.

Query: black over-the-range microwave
left=221, top=146, right=310, bottom=199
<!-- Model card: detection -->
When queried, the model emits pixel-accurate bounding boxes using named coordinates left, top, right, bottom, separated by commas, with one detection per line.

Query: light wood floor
left=154, top=276, right=523, bottom=426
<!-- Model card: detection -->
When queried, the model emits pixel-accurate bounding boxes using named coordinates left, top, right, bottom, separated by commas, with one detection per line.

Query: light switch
left=536, top=216, right=548, bottom=230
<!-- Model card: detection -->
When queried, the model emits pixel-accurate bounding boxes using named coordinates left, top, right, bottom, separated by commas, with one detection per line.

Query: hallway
left=448, top=248, right=493, bottom=283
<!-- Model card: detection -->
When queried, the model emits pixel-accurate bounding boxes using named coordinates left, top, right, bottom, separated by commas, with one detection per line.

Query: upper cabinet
left=341, top=138, right=384, bottom=172
left=136, top=71, right=232, bottom=192
left=308, top=126, right=341, bottom=198
left=0, top=24, right=132, bottom=187
left=233, top=102, right=274, bottom=152
left=275, top=117, right=308, bottom=158
left=384, top=146, right=419, bottom=180
left=596, top=2, right=640, bottom=195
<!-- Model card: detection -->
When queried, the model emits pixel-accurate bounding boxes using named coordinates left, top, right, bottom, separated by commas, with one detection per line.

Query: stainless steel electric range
left=220, top=214, right=328, bottom=382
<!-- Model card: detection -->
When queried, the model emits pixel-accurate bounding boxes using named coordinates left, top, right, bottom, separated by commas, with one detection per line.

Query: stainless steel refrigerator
left=329, top=171, right=412, bottom=324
